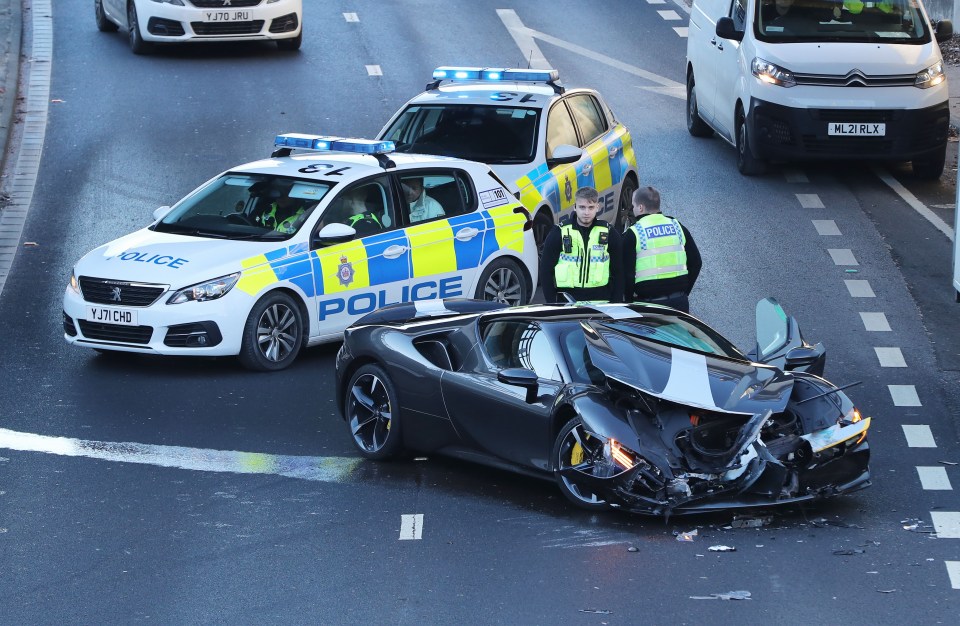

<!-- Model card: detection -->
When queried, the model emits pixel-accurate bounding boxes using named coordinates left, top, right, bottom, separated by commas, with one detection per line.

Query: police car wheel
left=345, top=364, right=404, bottom=460
left=686, top=75, right=713, bottom=138
left=475, top=258, right=529, bottom=306
left=127, top=2, right=152, bottom=55
left=238, top=292, right=304, bottom=371
left=553, top=417, right=611, bottom=511
left=615, top=177, right=637, bottom=232
left=95, top=0, right=118, bottom=32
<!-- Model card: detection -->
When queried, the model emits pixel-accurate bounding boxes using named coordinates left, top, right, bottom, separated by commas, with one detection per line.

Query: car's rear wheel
left=475, top=257, right=529, bottom=306
left=238, top=291, right=303, bottom=371
left=686, top=74, right=713, bottom=138
left=277, top=30, right=302, bottom=51
left=615, top=176, right=637, bottom=232
left=127, top=2, right=152, bottom=55
left=553, top=417, right=611, bottom=511
left=95, top=0, right=119, bottom=32
left=345, top=364, right=403, bottom=460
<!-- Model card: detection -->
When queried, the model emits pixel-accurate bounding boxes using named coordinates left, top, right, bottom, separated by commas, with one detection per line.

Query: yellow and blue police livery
left=63, top=134, right=538, bottom=371
left=378, top=66, right=641, bottom=248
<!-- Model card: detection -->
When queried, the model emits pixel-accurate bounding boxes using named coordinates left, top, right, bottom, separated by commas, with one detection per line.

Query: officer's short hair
left=632, top=186, right=661, bottom=212
left=574, top=186, right=600, bottom=205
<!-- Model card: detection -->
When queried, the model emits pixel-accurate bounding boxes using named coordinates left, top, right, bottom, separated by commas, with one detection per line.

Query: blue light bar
left=433, top=66, right=559, bottom=84
left=274, top=134, right=394, bottom=154
left=433, top=66, right=484, bottom=81
left=330, top=139, right=396, bottom=154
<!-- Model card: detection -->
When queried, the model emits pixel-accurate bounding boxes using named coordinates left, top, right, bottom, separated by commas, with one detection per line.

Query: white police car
left=378, top=67, right=641, bottom=247
left=95, top=0, right=303, bottom=54
left=63, top=134, right=538, bottom=371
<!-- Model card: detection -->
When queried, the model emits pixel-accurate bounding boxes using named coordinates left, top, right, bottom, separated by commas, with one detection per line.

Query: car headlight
left=167, top=273, right=240, bottom=305
left=915, top=61, right=945, bottom=89
left=605, top=438, right=638, bottom=470
left=68, top=271, right=80, bottom=294
left=751, top=57, right=796, bottom=88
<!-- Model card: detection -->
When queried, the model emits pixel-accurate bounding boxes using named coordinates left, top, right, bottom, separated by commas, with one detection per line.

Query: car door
left=712, top=0, right=748, bottom=139
left=566, top=93, right=621, bottom=222
left=688, top=0, right=726, bottom=124
left=534, top=101, right=582, bottom=215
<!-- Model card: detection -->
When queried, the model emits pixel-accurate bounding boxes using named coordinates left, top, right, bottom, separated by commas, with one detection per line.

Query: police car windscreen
left=756, top=0, right=930, bottom=43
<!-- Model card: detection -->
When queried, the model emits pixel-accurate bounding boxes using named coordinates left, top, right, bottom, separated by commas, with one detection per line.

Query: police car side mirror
left=716, top=17, right=744, bottom=42
left=547, top=144, right=583, bottom=169
left=935, top=19, right=953, bottom=43
left=152, top=205, right=172, bottom=221
left=312, top=222, right=357, bottom=248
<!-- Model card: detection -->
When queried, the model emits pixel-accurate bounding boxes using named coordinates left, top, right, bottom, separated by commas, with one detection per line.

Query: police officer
left=342, top=188, right=383, bottom=235
left=622, top=186, right=701, bottom=313
left=541, top=186, right=622, bottom=303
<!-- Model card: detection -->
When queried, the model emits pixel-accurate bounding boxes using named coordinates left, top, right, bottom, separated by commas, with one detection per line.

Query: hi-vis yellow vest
left=555, top=222, right=611, bottom=288
left=631, top=214, right=688, bottom=283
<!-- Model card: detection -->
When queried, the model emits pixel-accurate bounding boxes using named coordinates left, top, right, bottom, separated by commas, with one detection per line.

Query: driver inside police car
left=254, top=179, right=308, bottom=233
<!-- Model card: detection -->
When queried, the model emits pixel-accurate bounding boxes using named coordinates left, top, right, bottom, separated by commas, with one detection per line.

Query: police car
left=62, top=134, right=538, bottom=371
left=95, top=0, right=303, bottom=54
left=378, top=67, right=641, bottom=247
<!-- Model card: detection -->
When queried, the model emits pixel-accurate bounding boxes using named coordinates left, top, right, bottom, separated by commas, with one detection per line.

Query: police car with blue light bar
left=378, top=66, right=642, bottom=248
left=62, top=134, right=538, bottom=371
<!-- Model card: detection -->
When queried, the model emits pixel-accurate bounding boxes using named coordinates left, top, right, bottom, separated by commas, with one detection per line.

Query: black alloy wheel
left=345, top=364, right=403, bottom=460
left=553, top=417, right=611, bottom=511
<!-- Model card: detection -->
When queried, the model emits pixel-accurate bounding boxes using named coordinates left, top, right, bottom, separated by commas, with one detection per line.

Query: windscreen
left=755, top=0, right=931, bottom=43
left=599, top=316, right=747, bottom=361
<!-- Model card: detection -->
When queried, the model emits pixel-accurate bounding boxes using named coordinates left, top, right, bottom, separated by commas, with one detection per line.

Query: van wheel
left=238, top=292, right=304, bottom=371
left=912, top=147, right=946, bottom=180
left=686, top=75, right=713, bottom=138
left=735, top=110, right=765, bottom=176
left=475, top=257, right=529, bottom=306
left=95, top=0, right=119, bottom=32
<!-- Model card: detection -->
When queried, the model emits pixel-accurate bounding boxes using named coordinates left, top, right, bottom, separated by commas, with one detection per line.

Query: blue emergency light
left=432, top=66, right=560, bottom=84
left=273, top=134, right=395, bottom=154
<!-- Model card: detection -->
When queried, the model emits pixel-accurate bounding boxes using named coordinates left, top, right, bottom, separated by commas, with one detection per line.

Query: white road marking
left=366, top=65, right=382, bottom=76
left=874, top=347, right=906, bottom=368
left=872, top=167, right=954, bottom=242
left=646, top=0, right=666, bottom=4
left=0, top=428, right=361, bottom=482
left=400, top=514, right=424, bottom=540
left=917, top=466, right=953, bottom=490
left=343, top=12, right=359, bottom=22
left=902, top=425, right=936, bottom=448
left=496, top=9, right=550, bottom=69
left=931, top=203, right=955, bottom=210
left=783, top=169, right=808, bottom=183
left=828, top=249, right=858, bottom=265
left=889, top=385, right=921, bottom=407
left=859, top=312, right=891, bottom=332
left=796, top=193, right=824, bottom=209
left=812, top=220, right=841, bottom=236
left=673, top=27, right=689, bottom=37
left=658, top=10, right=682, bottom=19
left=946, top=562, right=960, bottom=589
left=931, top=512, right=960, bottom=539
left=844, top=279, right=875, bottom=297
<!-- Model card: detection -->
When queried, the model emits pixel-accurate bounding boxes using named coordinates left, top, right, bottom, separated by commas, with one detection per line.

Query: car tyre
left=735, top=110, right=765, bottom=176
left=552, top=417, right=611, bottom=511
left=277, top=30, right=303, bottom=51
left=238, top=291, right=304, bottom=371
left=912, top=146, right=946, bottom=180
left=474, top=257, right=529, bottom=306
left=95, top=0, right=119, bottom=32
left=532, top=209, right=554, bottom=257
left=615, top=176, right=637, bottom=232
left=127, top=2, right=152, bottom=55
left=686, top=75, right=713, bottom=138
left=345, top=364, right=404, bottom=460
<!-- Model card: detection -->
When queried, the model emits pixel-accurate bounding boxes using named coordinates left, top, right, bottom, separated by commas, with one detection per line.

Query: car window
left=318, top=176, right=395, bottom=234
left=731, top=0, right=747, bottom=29
left=546, top=103, right=579, bottom=158
left=600, top=316, right=747, bottom=360
left=399, top=170, right=472, bottom=225
left=566, top=95, right=608, bottom=145
left=481, top=320, right=563, bottom=381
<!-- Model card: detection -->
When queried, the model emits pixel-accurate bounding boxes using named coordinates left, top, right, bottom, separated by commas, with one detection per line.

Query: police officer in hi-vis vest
left=541, top=186, right=622, bottom=303
left=622, top=186, right=701, bottom=313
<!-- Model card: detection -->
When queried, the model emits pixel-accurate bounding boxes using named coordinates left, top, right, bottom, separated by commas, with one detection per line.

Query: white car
left=94, top=0, right=303, bottom=54
left=63, top=135, right=538, bottom=371
left=378, top=67, right=641, bottom=247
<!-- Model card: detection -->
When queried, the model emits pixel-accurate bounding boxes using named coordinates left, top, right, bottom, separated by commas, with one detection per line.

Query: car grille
left=78, top=321, right=154, bottom=344
left=189, top=0, right=262, bottom=7
left=808, top=109, right=897, bottom=123
left=793, top=71, right=915, bottom=88
left=269, top=13, right=299, bottom=33
left=801, top=136, right=894, bottom=154
left=78, top=277, right=166, bottom=307
left=191, top=20, right=264, bottom=35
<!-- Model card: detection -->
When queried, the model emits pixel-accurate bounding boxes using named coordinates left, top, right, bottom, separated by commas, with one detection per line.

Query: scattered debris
left=876, top=589, right=897, bottom=594
left=901, top=518, right=936, bottom=534
left=939, top=460, right=958, bottom=466
left=50, top=98, right=65, bottom=103
left=708, top=545, right=736, bottom=552
left=23, top=241, right=39, bottom=247
left=675, top=529, right=698, bottom=542
left=690, top=590, right=752, bottom=601
left=413, top=457, right=428, bottom=461
left=811, top=517, right=863, bottom=529
left=832, top=549, right=865, bottom=556
left=578, top=609, right=612, bottom=615
left=844, top=269, right=859, bottom=273
left=731, top=516, right=772, bottom=528
left=627, top=546, right=639, bottom=553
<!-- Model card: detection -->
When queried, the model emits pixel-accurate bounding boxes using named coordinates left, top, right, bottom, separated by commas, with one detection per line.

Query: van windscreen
left=755, top=0, right=930, bottom=43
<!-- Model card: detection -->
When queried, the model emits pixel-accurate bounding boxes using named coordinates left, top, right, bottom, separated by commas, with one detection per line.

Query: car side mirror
left=546, top=144, right=583, bottom=169
left=312, top=222, right=357, bottom=248
left=497, top=367, right=540, bottom=403
left=716, top=17, right=744, bottom=42
left=936, top=19, right=953, bottom=43
left=784, top=346, right=821, bottom=371
left=152, top=205, right=172, bottom=221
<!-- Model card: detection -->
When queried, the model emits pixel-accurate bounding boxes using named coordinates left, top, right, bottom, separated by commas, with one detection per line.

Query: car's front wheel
left=345, top=364, right=403, bottom=460
left=552, top=417, right=611, bottom=511
left=277, top=30, right=302, bottom=51
left=475, top=257, right=529, bottom=305
left=127, top=1, right=152, bottom=54
left=238, top=291, right=304, bottom=371
left=95, top=0, right=119, bottom=32
left=912, top=145, right=946, bottom=180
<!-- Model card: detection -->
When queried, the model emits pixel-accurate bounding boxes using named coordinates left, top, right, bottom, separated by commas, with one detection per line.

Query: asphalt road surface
left=1, top=0, right=959, bottom=622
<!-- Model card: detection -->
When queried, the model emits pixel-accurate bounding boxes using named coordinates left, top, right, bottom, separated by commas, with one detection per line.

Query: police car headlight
left=149, top=0, right=185, bottom=5
left=68, top=271, right=80, bottom=295
left=751, top=58, right=796, bottom=88
left=915, top=61, right=945, bottom=89
left=167, top=273, right=240, bottom=305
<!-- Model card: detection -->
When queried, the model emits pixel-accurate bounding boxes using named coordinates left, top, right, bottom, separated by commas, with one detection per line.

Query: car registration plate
left=203, top=11, right=250, bottom=22
left=86, top=306, right=138, bottom=326
left=827, top=122, right=885, bottom=137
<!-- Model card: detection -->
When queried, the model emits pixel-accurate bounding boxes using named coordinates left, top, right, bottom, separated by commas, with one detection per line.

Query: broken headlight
left=605, top=438, right=638, bottom=470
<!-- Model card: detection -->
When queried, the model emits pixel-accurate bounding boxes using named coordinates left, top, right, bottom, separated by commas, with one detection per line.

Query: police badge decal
left=337, top=255, right=355, bottom=287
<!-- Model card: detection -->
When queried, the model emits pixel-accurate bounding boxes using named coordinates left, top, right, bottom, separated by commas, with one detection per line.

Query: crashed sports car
left=335, top=298, right=871, bottom=516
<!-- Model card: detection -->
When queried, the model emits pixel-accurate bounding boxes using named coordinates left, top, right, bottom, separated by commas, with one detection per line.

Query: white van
left=686, top=0, right=953, bottom=178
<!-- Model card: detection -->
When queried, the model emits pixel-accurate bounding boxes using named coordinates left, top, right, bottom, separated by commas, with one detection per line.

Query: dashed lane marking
left=366, top=65, right=382, bottom=76
left=931, top=512, right=960, bottom=539
left=902, top=425, right=937, bottom=448
left=673, top=27, right=689, bottom=37
left=872, top=167, right=954, bottom=241
left=874, top=347, right=906, bottom=368
left=343, top=12, right=359, bottom=22
left=828, top=249, right=858, bottom=266
left=400, top=514, right=424, bottom=540
left=812, top=219, right=841, bottom=236
left=797, top=193, right=824, bottom=209
left=889, top=385, right=921, bottom=407
left=646, top=0, right=666, bottom=4
left=947, top=562, right=960, bottom=589
left=844, top=279, right=875, bottom=297
left=783, top=169, right=809, bottom=183
left=657, top=10, right=682, bottom=19
left=859, top=312, right=891, bottom=332
left=917, top=466, right=953, bottom=490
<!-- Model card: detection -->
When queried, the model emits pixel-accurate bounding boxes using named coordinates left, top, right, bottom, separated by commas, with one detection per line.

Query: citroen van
left=686, top=0, right=953, bottom=178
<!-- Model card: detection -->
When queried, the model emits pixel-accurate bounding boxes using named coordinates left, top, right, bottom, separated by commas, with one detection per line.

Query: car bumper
left=747, top=97, right=949, bottom=162
left=137, top=0, right=301, bottom=43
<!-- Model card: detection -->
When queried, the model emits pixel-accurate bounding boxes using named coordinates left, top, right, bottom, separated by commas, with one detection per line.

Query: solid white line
left=646, top=0, right=666, bottom=4
left=783, top=169, right=809, bottom=183
left=845, top=279, right=875, bottom=297
left=828, top=249, right=858, bottom=265
left=946, top=562, right=960, bottom=589
left=658, top=10, right=682, bottom=20
left=673, top=27, right=689, bottom=37
left=400, top=514, right=424, bottom=540
left=496, top=9, right=550, bottom=69
left=889, top=385, right=921, bottom=407
left=859, top=312, right=891, bottom=331
left=916, top=466, right=953, bottom=490
left=0, top=428, right=360, bottom=482
left=874, top=347, right=906, bottom=368
left=873, top=167, right=954, bottom=242
left=812, top=220, right=841, bottom=236
left=931, top=512, right=960, bottom=538
left=902, top=425, right=936, bottom=448
left=796, top=194, right=824, bottom=209
left=343, top=12, right=359, bottom=22
left=366, top=65, right=382, bottom=76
